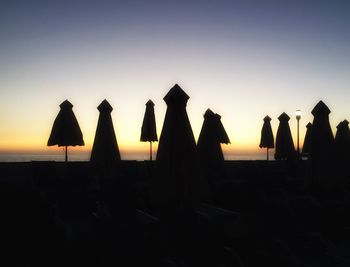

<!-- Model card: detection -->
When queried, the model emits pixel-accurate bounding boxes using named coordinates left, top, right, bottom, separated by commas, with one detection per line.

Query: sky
left=0, top=0, right=350, bottom=160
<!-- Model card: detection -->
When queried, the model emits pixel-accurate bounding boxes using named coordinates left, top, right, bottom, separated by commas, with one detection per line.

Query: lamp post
left=296, top=110, right=301, bottom=160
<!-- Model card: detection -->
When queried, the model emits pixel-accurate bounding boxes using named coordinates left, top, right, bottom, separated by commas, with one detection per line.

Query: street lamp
left=296, top=110, right=301, bottom=159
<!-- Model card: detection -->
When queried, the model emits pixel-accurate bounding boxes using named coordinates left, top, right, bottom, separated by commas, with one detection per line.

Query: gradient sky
left=1, top=0, right=350, bottom=159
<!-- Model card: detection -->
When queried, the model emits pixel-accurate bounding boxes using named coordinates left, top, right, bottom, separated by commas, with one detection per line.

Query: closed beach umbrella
left=302, top=122, right=312, bottom=156
left=334, top=120, right=350, bottom=158
left=259, top=115, right=274, bottom=160
left=140, top=100, right=158, bottom=160
left=275, top=112, right=296, bottom=161
left=197, top=108, right=230, bottom=165
left=334, top=120, right=350, bottom=183
left=90, top=99, right=121, bottom=167
left=151, top=84, right=206, bottom=209
left=48, top=100, right=84, bottom=162
left=307, top=101, right=335, bottom=191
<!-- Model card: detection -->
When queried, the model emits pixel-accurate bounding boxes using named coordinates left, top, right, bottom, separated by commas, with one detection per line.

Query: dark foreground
left=0, top=161, right=350, bottom=267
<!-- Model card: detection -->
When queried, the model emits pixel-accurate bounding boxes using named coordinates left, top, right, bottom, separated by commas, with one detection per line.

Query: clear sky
left=1, top=0, right=350, bottom=159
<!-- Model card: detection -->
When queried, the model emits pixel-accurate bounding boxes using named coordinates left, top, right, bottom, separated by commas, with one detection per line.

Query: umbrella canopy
left=140, top=100, right=158, bottom=142
left=334, top=120, right=350, bottom=187
left=302, top=123, right=313, bottom=155
left=150, top=84, right=206, bottom=209
left=310, top=101, right=334, bottom=150
left=334, top=120, right=350, bottom=161
left=274, top=112, right=296, bottom=160
left=90, top=99, right=121, bottom=166
left=259, top=115, right=274, bottom=149
left=307, top=101, right=335, bottom=191
left=48, top=100, right=84, bottom=147
left=197, top=108, right=230, bottom=165
left=47, top=100, right=84, bottom=161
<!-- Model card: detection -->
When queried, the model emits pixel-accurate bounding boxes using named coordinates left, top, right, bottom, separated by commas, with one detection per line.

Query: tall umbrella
left=275, top=112, right=296, bottom=161
left=302, top=122, right=313, bottom=156
left=334, top=120, right=350, bottom=158
left=307, top=101, right=335, bottom=191
left=48, top=100, right=84, bottom=162
left=90, top=99, right=121, bottom=167
left=151, top=84, right=206, bottom=209
left=259, top=115, right=274, bottom=160
left=197, top=108, right=230, bottom=165
left=140, top=100, right=158, bottom=160
left=334, top=120, right=350, bottom=182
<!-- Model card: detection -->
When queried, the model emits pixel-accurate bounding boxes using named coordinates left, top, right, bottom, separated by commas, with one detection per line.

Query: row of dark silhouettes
left=47, top=83, right=349, bottom=163
left=48, top=83, right=350, bottom=200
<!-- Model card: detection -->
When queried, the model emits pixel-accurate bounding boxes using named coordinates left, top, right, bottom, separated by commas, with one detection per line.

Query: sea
left=0, top=151, right=268, bottom=162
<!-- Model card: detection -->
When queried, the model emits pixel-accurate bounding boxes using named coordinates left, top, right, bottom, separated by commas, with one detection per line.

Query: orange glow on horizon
left=0, top=142, right=281, bottom=156
left=0, top=125, right=307, bottom=157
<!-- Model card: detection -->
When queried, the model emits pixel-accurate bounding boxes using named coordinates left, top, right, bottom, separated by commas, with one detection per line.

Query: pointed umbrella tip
left=203, top=108, right=215, bottom=118
left=337, top=120, right=349, bottom=128
left=278, top=112, right=290, bottom=121
left=263, top=115, right=272, bottom=121
left=164, top=84, right=190, bottom=105
left=311, top=100, right=331, bottom=116
left=337, top=121, right=344, bottom=128
left=60, top=100, right=73, bottom=109
left=146, top=99, right=155, bottom=106
left=98, top=99, right=113, bottom=113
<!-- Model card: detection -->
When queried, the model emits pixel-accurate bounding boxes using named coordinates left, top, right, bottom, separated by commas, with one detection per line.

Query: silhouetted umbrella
left=47, top=100, right=84, bottom=162
left=334, top=120, right=350, bottom=168
left=302, top=122, right=312, bottom=156
left=151, top=84, right=206, bottom=209
left=259, top=115, right=274, bottom=160
left=90, top=99, right=121, bottom=167
left=140, top=100, right=158, bottom=160
left=335, top=120, right=350, bottom=154
left=307, top=101, right=335, bottom=191
left=275, top=112, right=296, bottom=161
left=197, top=108, right=230, bottom=165
left=335, top=120, right=350, bottom=188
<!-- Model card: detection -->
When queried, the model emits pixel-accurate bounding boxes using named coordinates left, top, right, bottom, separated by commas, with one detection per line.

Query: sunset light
left=1, top=1, right=349, bottom=161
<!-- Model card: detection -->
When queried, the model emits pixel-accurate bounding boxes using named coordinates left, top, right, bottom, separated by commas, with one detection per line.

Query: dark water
left=0, top=152, right=267, bottom=162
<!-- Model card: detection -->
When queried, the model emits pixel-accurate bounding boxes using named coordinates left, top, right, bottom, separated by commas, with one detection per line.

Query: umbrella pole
left=150, top=142, right=152, bottom=161
left=267, top=147, right=269, bottom=161
left=65, top=146, right=68, bottom=162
